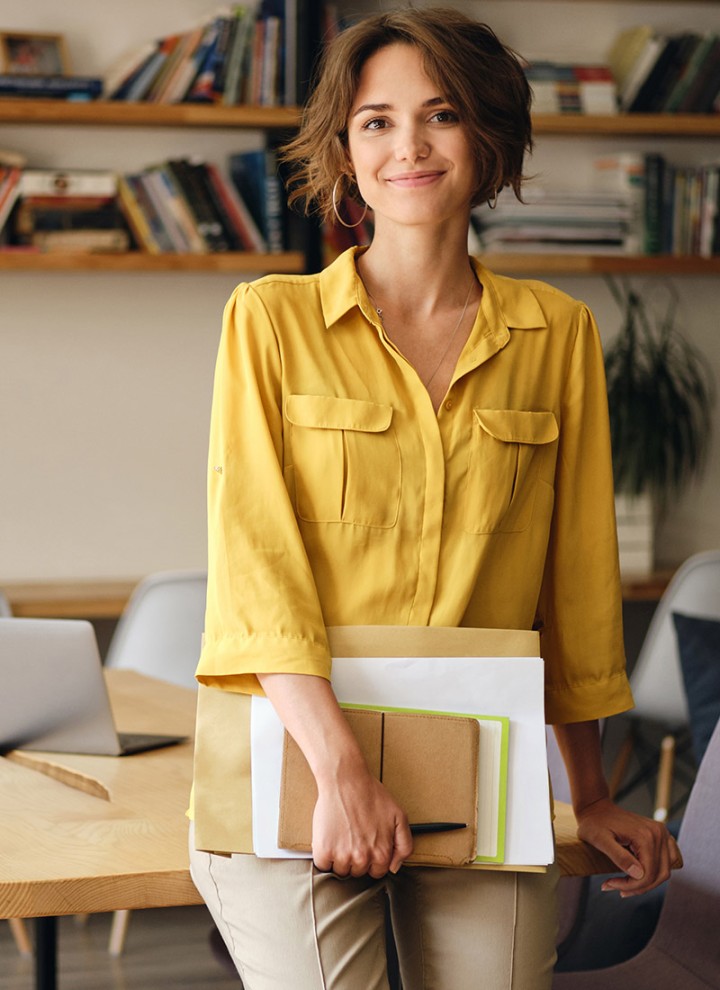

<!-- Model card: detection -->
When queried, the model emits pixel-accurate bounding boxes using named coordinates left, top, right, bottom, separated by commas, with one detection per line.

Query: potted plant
left=604, top=278, right=714, bottom=574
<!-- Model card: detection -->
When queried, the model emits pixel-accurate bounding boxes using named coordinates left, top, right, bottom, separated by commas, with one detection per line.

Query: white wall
left=1, top=0, right=719, bottom=582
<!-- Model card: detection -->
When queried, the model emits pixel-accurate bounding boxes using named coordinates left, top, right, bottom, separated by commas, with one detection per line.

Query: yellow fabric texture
left=195, top=246, right=633, bottom=726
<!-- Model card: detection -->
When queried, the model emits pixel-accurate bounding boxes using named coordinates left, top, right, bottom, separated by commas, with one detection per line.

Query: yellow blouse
left=195, top=246, right=633, bottom=725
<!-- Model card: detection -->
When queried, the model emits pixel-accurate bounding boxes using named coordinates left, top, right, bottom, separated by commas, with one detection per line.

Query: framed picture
left=0, top=31, right=70, bottom=76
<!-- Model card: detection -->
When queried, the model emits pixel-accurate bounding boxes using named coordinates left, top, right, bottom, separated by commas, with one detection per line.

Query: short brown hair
left=282, top=7, right=532, bottom=222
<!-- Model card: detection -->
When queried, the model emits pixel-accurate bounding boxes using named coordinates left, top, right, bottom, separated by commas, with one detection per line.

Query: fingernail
left=628, top=864, right=644, bottom=880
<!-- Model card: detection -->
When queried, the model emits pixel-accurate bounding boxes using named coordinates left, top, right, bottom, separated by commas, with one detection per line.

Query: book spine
left=126, top=175, right=174, bottom=252
left=31, top=228, right=130, bottom=252
left=204, top=161, right=267, bottom=251
left=117, top=175, right=162, bottom=254
left=138, top=171, right=192, bottom=251
left=189, top=162, right=241, bottom=250
left=643, top=153, right=665, bottom=255
left=0, top=75, right=103, bottom=98
left=222, top=11, right=253, bottom=105
left=20, top=170, right=118, bottom=198
left=0, top=167, right=22, bottom=233
left=153, top=166, right=209, bottom=252
left=263, top=149, right=285, bottom=252
left=165, top=159, right=228, bottom=251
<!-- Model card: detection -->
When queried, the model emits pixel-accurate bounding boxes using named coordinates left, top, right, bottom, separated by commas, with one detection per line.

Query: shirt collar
left=318, top=246, right=548, bottom=335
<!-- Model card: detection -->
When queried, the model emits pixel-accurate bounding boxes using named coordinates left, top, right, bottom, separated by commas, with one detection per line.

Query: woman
left=189, top=8, right=679, bottom=988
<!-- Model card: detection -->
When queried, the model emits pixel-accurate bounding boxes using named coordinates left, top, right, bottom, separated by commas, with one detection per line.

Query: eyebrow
left=351, top=96, right=446, bottom=117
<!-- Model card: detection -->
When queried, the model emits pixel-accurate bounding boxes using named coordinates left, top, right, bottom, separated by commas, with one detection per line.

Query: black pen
left=409, top=822, right=467, bottom=835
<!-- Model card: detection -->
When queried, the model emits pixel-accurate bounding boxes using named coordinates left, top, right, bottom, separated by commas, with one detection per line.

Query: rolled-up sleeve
left=195, top=284, right=331, bottom=695
left=537, top=304, right=634, bottom=724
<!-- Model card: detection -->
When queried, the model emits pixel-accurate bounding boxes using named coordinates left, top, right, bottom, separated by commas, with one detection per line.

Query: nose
left=394, top=124, right=429, bottom=164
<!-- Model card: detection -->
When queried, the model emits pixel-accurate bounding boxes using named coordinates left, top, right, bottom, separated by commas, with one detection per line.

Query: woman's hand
left=575, top=796, right=682, bottom=897
left=257, top=670, right=413, bottom=879
left=312, top=765, right=412, bottom=878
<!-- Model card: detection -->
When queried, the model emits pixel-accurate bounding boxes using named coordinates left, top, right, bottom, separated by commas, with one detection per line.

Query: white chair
left=104, top=570, right=207, bottom=954
left=610, top=550, right=720, bottom=808
left=105, top=570, right=207, bottom=689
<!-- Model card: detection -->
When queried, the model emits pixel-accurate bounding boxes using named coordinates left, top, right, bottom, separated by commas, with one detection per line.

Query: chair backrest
left=629, top=551, right=720, bottom=727
left=652, top=715, right=720, bottom=984
left=105, top=571, right=207, bottom=690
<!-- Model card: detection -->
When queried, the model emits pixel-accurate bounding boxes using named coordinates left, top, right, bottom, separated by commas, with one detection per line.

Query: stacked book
left=1, top=151, right=287, bottom=255
left=609, top=27, right=720, bottom=113
left=471, top=188, right=637, bottom=255
left=0, top=74, right=103, bottom=101
left=10, top=170, right=129, bottom=252
left=106, top=2, right=294, bottom=107
left=642, top=152, right=720, bottom=256
left=119, top=153, right=279, bottom=254
left=524, top=62, right=617, bottom=115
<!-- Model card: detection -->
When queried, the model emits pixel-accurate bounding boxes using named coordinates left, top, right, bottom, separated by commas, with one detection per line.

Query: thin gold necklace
left=367, top=274, right=476, bottom=388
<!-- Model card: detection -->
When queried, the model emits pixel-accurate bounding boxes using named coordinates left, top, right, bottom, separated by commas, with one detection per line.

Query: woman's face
left=346, top=43, right=477, bottom=230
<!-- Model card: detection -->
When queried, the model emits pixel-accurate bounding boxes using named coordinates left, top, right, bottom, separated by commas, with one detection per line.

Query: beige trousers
left=189, top=825, right=559, bottom=990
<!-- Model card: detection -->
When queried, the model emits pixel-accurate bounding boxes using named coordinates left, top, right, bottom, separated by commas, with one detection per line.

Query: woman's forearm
left=256, top=671, right=368, bottom=784
left=552, top=719, right=609, bottom=814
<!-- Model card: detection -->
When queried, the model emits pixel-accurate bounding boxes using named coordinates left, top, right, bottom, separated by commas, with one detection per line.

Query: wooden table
left=0, top=671, right=201, bottom=989
left=0, top=670, right=613, bottom=989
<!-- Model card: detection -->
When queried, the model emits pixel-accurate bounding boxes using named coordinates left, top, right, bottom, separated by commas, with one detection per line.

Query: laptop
left=0, top=617, right=187, bottom=756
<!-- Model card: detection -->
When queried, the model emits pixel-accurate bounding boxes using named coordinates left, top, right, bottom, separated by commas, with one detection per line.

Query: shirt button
left=444, top=399, right=454, bottom=411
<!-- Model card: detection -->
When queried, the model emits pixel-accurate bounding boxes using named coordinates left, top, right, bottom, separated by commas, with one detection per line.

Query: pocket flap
left=473, top=409, right=558, bottom=445
left=286, top=394, right=393, bottom=433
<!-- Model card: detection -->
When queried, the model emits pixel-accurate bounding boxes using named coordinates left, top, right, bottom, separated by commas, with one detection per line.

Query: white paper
left=251, top=655, right=553, bottom=866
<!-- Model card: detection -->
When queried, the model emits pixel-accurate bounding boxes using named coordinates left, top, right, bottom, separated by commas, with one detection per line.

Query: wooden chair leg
left=8, top=918, right=32, bottom=957
left=108, top=909, right=131, bottom=956
left=653, top=734, right=676, bottom=823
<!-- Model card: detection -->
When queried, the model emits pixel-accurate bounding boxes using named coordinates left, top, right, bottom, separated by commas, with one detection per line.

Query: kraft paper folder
left=249, top=626, right=553, bottom=871
left=278, top=707, right=510, bottom=866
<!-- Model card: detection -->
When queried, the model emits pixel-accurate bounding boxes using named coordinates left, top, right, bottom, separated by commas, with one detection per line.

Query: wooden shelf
left=0, top=98, right=301, bottom=129
left=533, top=113, right=720, bottom=137
left=480, top=253, right=720, bottom=276
left=0, top=250, right=305, bottom=273
left=1, top=100, right=718, bottom=137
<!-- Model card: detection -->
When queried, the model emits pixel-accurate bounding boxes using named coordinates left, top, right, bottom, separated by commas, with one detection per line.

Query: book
left=117, top=175, right=162, bottom=254
left=618, top=34, right=666, bottom=111
left=158, top=25, right=208, bottom=104
left=0, top=74, right=103, bottom=100
left=146, top=166, right=208, bottom=252
left=103, top=40, right=158, bottom=99
left=185, top=20, right=225, bottom=102
left=277, top=706, right=510, bottom=865
left=190, top=161, right=245, bottom=250
left=643, top=152, right=666, bottom=255
left=123, top=174, right=175, bottom=252
left=0, top=167, right=22, bottom=235
left=222, top=7, right=254, bottom=105
left=203, top=160, right=267, bottom=251
left=678, top=38, right=720, bottom=113
left=165, top=159, right=229, bottom=251
left=30, top=228, right=130, bottom=252
left=627, top=35, right=689, bottom=113
left=663, top=33, right=717, bottom=112
left=137, top=170, right=192, bottom=251
left=19, top=170, right=118, bottom=198
left=607, top=25, right=656, bottom=93
left=229, top=148, right=285, bottom=251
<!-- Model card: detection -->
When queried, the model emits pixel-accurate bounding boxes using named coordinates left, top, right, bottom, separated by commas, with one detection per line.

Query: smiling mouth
left=386, top=171, right=444, bottom=186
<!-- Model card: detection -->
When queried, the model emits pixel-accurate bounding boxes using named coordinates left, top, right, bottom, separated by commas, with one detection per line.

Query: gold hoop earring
left=332, top=176, right=368, bottom=228
left=487, top=188, right=500, bottom=210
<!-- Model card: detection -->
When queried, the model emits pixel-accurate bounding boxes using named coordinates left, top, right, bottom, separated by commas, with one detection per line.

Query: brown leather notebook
left=278, top=708, right=479, bottom=866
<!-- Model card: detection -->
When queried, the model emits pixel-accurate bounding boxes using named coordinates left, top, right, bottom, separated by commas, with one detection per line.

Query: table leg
left=34, top=916, right=57, bottom=990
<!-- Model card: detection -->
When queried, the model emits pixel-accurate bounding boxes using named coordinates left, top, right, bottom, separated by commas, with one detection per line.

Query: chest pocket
left=464, top=409, right=558, bottom=534
left=286, top=394, right=401, bottom=528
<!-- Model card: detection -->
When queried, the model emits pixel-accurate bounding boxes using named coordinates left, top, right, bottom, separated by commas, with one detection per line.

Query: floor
left=0, top=907, right=241, bottom=990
